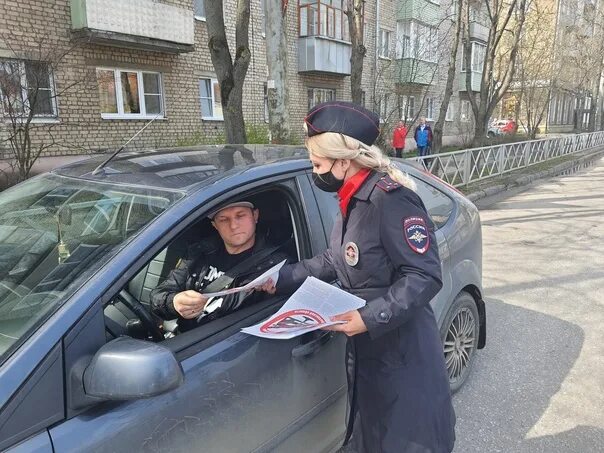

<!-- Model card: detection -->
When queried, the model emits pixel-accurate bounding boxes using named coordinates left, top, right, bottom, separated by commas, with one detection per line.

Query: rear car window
left=412, top=176, right=455, bottom=229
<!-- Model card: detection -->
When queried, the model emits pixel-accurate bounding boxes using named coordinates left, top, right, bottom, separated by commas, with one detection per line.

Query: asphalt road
left=452, top=158, right=604, bottom=452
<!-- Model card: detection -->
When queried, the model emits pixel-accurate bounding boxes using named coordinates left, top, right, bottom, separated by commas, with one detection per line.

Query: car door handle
left=291, top=331, right=333, bottom=358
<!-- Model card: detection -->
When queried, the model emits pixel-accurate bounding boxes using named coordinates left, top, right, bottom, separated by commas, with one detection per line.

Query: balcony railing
left=70, top=0, right=194, bottom=53
left=298, top=36, right=351, bottom=75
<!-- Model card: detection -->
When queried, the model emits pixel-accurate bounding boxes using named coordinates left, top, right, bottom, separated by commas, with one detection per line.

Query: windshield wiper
left=92, top=113, right=162, bottom=176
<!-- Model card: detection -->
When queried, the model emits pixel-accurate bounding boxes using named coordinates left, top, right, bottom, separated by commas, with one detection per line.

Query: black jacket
left=150, top=235, right=290, bottom=332
left=278, top=171, right=455, bottom=453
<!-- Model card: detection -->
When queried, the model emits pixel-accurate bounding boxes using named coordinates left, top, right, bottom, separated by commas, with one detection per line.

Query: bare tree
left=0, top=27, right=91, bottom=182
left=347, top=0, right=366, bottom=105
left=514, top=1, right=555, bottom=138
left=265, top=0, right=290, bottom=143
left=205, top=0, right=251, bottom=144
left=464, top=0, right=528, bottom=146
left=433, top=0, right=464, bottom=152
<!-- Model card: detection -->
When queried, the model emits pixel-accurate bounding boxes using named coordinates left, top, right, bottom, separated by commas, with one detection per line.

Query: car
left=492, top=119, right=518, bottom=135
left=487, top=124, right=503, bottom=138
left=0, top=146, right=485, bottom=452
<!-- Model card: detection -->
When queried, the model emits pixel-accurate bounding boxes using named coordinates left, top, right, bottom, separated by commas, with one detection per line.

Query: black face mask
left=312, top=160, right=345, bottom=193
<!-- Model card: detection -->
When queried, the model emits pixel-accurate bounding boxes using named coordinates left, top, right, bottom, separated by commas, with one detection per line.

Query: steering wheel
left=116, top=289, right=164, bottom=342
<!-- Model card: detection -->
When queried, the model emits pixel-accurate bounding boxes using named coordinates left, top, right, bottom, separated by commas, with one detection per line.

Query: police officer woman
left=261, top=101, right=456, bottom=453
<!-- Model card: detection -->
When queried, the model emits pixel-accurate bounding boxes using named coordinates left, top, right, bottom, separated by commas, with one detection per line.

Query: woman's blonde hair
left=304, top=126, right=416, bottom=191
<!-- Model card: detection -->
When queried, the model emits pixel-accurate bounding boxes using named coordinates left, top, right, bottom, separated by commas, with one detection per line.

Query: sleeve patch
left=403, top=216, right=430, bottom=254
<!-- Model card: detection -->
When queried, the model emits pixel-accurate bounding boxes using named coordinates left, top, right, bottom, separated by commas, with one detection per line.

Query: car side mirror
left=83, top=337, right=184, bottom=400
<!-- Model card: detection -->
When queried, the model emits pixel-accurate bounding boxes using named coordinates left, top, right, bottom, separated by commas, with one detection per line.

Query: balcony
left=459, top=72, right=482, bottom=92
left=70, top=0, right=194, bottom=54
left=298, top=36, right=351, bottom=75
left=396, top=59, right=437, bottom=85
left=469, top=21, right=489, bottom=42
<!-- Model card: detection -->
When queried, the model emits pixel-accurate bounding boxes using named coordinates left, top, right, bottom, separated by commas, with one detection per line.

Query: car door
left=50, top=176, right=347, bottom=453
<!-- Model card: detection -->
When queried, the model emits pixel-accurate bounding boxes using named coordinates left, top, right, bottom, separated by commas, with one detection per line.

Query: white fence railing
left=412, top=131, right=604, bottom=187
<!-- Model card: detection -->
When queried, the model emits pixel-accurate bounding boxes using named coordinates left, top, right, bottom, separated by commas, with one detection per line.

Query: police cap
left=304, top=101, right=381, bottom=146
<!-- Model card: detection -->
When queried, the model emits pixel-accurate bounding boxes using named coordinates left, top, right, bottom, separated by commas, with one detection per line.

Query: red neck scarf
left=337, top=168, right=371, bottom=216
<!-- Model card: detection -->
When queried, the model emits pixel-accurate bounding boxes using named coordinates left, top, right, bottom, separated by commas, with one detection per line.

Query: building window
left=460, top=100, right=471, bottom=122
left=462, top=41, right=486, bottom=72
left=299, top=0, right=350, bottom=41
left=200, top=78, right=223, bottom=120
left=399, top=95, right=415, bottom=120
left=96, top=69, right=164, bottom=119
left=445, top=102, right=455, bottom=121
left=378, top=93, right=390, bottom=121
left=426, top=97, right=435, bottom=121
left=0, top=59, right=57, bottom=118
left=379, top=29, right=392, bottom=58
left=307, top=87, right=335, bottom=110
left=396, top=22, right=411, bottom=59
left=360, top=90, right=366, bottom=107
left=396, top=21, right=437, bottom=62
left=194, top=0, right=205, bottom=20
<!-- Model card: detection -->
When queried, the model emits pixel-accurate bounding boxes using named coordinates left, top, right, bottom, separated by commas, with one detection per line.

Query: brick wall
left=0, top=0, right=470, bottom=158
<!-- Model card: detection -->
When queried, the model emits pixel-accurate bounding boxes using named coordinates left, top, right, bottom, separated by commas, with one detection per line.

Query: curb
left=466, top=148, right=604, bottom=202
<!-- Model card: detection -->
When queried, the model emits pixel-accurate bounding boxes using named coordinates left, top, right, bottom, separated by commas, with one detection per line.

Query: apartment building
left=0, top=0, right=490, bottom=158
left=500, top=0, right=603, bottom=133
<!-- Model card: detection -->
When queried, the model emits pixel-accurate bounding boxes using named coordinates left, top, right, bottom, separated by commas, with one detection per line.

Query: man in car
left=150, top=201, right=290, bottom=332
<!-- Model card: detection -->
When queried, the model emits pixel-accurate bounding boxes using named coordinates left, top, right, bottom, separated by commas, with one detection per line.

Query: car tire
left=487, top=131, right=495, bottom=138
left=440, top=291, right=480, bottom=393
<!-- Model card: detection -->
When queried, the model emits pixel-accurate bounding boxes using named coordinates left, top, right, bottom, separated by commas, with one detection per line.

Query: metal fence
left=412, top=131, right=604, bottom=187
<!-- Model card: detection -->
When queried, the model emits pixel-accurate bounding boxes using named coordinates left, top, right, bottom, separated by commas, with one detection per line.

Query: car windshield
left=0, top=174, right=183, bottom=362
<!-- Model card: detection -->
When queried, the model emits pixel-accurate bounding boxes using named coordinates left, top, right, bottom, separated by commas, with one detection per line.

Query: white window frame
left=307, top=87, right=336, bottom=110
left=445, top=102, right=455, bottom=121
left=460, top=100, right=471, bottom=122
left=0, top=59, right=58, bottom=120
left=426, top=97, right=435, bottom=121
left=378, top=93, right=390, bottom=122
left=97, top=68, right=164, bottom=120
left=379, top=28, right=392, bottom=59
left=396, top=21, right=437, bottom=63
left=200, top=77, right=223, bottom=121
left=462, top=41, right=486, bottom=73
left=194, top=0, right=206, bottom=21
left=399, top=95, right=415, bottom=120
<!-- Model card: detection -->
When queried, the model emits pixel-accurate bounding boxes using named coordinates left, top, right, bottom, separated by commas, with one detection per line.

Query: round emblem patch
left=260, top=309, right=325, bottom=334
left=403, top=216, right=430, bottom=254
left=344, top=242, right=360, bottom=266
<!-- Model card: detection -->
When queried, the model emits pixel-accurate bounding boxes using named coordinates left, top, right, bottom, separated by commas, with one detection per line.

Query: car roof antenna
left=92, top=112, right=162, bottom=176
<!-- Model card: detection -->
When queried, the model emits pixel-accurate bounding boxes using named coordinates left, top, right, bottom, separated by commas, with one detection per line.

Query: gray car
left=0, top=146, right=485, bottom=452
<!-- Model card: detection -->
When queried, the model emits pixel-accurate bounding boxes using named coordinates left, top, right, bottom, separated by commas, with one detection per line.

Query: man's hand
left=173, top=290, right=209, bottom=319
left=323, top=310, right=368, bottom=336
left=256, top=278, right=277, bottom=295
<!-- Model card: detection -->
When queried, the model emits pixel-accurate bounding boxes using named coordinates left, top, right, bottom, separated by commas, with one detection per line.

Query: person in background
left=392, top=121, right=408, bottom=158
left=414, top=117, right=433, bottom=157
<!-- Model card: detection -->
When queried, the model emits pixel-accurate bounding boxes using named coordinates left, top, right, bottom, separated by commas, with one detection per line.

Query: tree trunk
left=206, top=0, right=251, bottom=144
left=348, top=0, right=366, bottom=105
left=265, top=0, right=290, bottom=144
left=433, top=0, right=464, bottom=152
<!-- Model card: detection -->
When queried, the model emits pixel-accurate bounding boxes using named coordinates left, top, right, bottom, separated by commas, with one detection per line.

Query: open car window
left=105, top=186, right=304, bottom=347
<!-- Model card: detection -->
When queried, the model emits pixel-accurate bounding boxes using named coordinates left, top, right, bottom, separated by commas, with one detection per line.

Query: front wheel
left=440, top=291, right=480, bottom=393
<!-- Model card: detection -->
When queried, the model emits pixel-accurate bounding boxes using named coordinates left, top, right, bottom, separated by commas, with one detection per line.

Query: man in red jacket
left=392, top=121, right=408, bottom=158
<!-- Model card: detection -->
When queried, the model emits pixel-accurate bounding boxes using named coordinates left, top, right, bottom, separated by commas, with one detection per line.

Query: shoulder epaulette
left=376, top=175, right=401, bottom=192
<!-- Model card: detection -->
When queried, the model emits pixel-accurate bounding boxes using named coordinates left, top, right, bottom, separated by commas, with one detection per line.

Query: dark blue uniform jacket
left=278, top=171, right=456, bottom=453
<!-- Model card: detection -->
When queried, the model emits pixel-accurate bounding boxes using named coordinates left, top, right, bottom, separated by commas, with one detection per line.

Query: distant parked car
left=0, top=147, right=485, bottom=452
left=487, top=124, right=504, bottom=138
left=493, top=119, right=518, bottom=135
